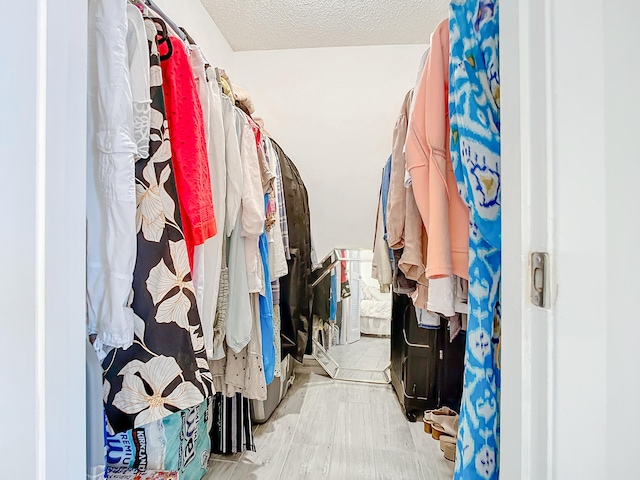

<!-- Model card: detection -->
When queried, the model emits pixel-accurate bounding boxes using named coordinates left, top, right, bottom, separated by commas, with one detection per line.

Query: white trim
left=35, top=0, right=48, bottom=477
left=1, top=1, right=88, bottom=478
left=501, top=0, right=556, bottom=476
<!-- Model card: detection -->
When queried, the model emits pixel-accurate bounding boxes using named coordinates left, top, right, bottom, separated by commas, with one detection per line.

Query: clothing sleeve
left=238, top=112, right=266, bottom=294
left=424, top=22, right=454, bottom=279
left=386, top=91, right=413, bottom=250
left=406, top=22, right=453, bottom=280
left=271, top=140, right=291, bottom=260
left=159, top=37, right=217, bottom=267
left=126, top=4, right=151, bottom=160
left=266, top=140, right=288, bottom=279
left=86, top=0, right=137, bottom=353
left=398, top=185, right=427, bottom=283
left=372, top=194, right=393, bottom=293
left=239, top=113, right=266, bottom=239
left=222, top=95, right=243, bottom=233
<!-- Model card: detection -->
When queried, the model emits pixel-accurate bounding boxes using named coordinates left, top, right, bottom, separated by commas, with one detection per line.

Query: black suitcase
left=437, top=324, right=466, bottom=413
left=390, top=292, right=465, bottom=421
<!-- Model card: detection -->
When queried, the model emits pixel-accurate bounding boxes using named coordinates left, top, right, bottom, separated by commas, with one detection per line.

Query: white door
left=501, top=0, right=639, bottom=479
left=346, top=250, right=362, bottom=344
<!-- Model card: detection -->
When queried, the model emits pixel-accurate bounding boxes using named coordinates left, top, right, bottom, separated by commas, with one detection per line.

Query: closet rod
left=143, top=0, right=187, bottom=42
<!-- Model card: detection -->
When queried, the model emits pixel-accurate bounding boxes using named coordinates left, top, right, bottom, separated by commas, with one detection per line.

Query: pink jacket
left=405, top=19, right=469, bottom=280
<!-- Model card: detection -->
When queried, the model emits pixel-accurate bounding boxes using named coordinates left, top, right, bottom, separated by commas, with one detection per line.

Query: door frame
left=0, top=0, right=88, bottom=478
left=500, top=0, right=553, bottom=476
left=7, top=0, right=609, bottom=476
left=500, top=0, right=619, bottom=478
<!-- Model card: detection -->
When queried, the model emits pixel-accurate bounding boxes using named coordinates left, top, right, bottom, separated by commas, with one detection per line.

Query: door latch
left=531, top=253, right=548, bottom=308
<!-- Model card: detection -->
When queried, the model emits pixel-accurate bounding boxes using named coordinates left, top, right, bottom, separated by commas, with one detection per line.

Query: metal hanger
left=144, top=0, right=187, bottom=42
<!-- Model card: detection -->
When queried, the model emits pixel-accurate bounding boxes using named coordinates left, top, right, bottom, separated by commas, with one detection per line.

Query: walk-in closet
left=2, top=1, right=639, bottom=480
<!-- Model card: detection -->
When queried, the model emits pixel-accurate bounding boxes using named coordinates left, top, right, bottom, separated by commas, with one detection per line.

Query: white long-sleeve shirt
left=237, top=111, right=266, bottom=295
left=86, top=0, right=139, bottom=354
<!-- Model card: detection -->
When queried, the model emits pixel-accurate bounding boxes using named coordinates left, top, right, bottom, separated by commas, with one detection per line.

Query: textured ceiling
left=200, top=0, right=448, bottom=51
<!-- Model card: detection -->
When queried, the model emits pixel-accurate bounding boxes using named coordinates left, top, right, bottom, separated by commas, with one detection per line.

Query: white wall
left=155, top=0, right=234, bottom=72
left=232, top=45, right=427, bottom=258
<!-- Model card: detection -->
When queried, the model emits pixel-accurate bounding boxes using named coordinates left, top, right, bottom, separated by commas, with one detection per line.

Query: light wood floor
left=205, top=372, right=454, bottom=480
left=327, top=335, right=390, bottom=371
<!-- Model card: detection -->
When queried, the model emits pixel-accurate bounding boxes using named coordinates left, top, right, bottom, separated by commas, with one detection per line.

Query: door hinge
left=531, top=253, right=548, bottom=308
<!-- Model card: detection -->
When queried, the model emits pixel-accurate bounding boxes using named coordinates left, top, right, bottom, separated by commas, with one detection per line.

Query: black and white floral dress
left=101, top=18, right=213, bottom=434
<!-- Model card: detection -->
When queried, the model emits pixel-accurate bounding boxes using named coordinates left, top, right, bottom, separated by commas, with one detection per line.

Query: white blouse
left=237, top=110, right=266, bottom=295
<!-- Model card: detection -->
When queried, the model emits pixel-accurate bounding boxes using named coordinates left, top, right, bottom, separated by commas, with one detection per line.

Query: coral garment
left=159, top=36, right=216, bottom=267
left=405, top=19, right=469, bottom=281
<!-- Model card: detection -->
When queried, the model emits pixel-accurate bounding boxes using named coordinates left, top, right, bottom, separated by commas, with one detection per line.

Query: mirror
left=310, top=248, right=391, bottom=384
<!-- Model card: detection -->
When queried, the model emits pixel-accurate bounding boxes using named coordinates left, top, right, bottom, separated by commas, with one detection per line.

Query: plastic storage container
left=86, top=339, right=106, bottom=480
left=251, top=354, right=296, bottom=424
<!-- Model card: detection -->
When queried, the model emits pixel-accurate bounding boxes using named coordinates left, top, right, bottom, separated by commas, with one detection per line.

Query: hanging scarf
left=449, top=1, right=501, bottom=478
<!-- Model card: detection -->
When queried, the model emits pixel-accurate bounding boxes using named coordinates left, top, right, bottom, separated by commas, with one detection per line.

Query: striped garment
left=211, top=393, right=256, bottom=454
left=273, top=141, right=291, bottom=261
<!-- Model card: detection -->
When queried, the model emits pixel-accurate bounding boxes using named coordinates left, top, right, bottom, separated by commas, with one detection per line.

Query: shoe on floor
left=423, top=407, right=457, bottom=435
left=444, top=442, right=456, bottom=462
left=431, top=415, right=459, bottom=440
left=423, top=416, right=434, bottom=434
left=439, top=435, right=456, bottom=452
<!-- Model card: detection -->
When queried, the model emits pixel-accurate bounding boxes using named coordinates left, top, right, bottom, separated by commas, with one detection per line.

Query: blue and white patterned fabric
left=449, top=1, right=501, bottom=479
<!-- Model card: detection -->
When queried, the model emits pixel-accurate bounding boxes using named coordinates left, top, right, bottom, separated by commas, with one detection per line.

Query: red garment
left=160, top=36, right=216, bottom=268
left=246, top=115, right=262, bottom=149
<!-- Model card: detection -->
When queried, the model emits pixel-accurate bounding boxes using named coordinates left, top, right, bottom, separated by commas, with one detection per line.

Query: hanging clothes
left=329, top=268, right=339, bottom=321
left=86, top=0, right=138, bottom=353
left=265, top=136, right=288, bottom=366
left=238, top=111, right=267, bottom=295
left=258, top=194, right=276, bottom=386
left=211, top=392, right=256, bottom=454
left=126, top=3, right=151, bottom=161
left=405, top=19, right=469, bottom=282
left=189, top=46, right=227, bottom=360
left=264, top=137, right=289, bottom=280
left=387, top=90, right=413, bottom=251
left=449, top=1, right=502, bottom=478
left=211, top=93, right=246, bottom=361
left=222, top=93, right=244, bottom=237
left=380, top=155, right=394, bottom=262
left=210, top=101, right=268, bottom=402
left=224, top=209, right=253, bottom=354
left=159, top=32, right=216, bottom=269
left=101, top=19, right=213, bottom=434
left=270, top=139, right=313, bottom=362
left=268, top=138, right=289, bottom=378
left=386, top=89, right=420, bottom=294
left=372, top=192, right=393, bottom=293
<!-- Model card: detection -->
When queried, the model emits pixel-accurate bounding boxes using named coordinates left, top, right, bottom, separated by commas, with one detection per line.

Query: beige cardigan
left=386, top=89, right=428, bottom=284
